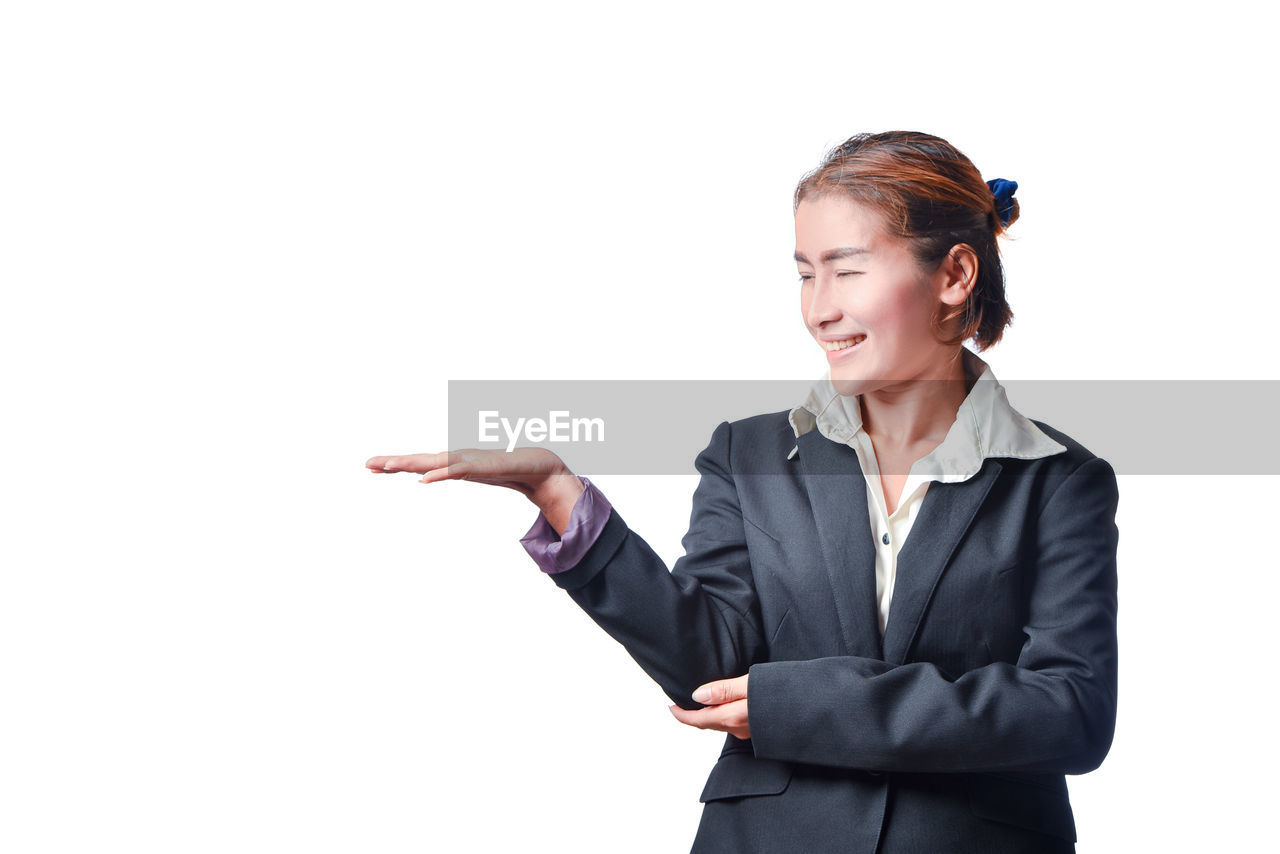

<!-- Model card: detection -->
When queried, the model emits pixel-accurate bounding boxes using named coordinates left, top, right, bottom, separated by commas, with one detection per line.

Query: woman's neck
left=858, top=349, right=974, bottom=454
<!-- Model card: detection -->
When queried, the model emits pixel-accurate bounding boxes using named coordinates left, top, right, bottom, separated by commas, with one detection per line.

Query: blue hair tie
left=986, top=178, right=1018, bottom=226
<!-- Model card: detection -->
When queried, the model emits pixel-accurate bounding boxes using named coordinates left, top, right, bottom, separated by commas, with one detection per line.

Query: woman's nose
left=803, top=275, right=842, bottom=327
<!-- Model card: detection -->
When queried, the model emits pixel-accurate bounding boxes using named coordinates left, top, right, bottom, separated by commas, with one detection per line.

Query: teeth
left=821, top=335, right=866, bottom=351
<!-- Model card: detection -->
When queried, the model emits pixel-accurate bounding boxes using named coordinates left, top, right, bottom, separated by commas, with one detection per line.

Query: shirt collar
left=785, top=347, right=1068, bottom=480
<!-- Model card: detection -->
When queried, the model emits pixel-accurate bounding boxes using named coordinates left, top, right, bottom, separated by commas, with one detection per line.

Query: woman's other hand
left=365, top=447, right=586, bottom=535
left=668, top=674, right=750, bottom=740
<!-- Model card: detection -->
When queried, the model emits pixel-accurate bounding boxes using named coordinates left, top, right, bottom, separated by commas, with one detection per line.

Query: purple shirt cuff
left=519, top=476, right=613, bottom=575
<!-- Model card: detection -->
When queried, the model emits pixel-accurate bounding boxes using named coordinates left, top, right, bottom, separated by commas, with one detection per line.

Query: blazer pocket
left=768, top=607, right=793, bottom=648
left=698, top=752, right=795, bottom=802
left=965, top=773, right=1077, bottom=843
left=742, top=514, right=783, bottom=545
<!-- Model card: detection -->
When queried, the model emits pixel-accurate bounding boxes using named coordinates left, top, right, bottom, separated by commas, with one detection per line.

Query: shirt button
left=882, top=532, right=890, bottom=545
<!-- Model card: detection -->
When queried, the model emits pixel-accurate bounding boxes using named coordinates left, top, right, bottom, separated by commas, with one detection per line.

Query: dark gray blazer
left=547, top=410, right=1119, bottom=854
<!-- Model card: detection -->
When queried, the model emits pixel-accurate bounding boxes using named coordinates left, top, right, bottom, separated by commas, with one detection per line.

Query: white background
left=3, top=2, right=1276, bottom=851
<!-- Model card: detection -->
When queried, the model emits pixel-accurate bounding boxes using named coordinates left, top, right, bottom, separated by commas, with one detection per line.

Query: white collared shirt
left=786, top=347, right=1068, bottom=638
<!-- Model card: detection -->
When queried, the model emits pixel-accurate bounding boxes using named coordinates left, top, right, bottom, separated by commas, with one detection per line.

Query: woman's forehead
left=795, top=196, right=894, bottom=258
left=797, top=194, right=886, bottom=231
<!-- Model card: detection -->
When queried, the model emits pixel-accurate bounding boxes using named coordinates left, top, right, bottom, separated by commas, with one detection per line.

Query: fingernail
left=383, top=458, right=397, bottom=470
left=692, top=688, right=709, bottom=703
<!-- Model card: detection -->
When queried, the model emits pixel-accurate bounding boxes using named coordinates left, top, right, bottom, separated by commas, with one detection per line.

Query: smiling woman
left=368, top=130, right=1119, bottom=854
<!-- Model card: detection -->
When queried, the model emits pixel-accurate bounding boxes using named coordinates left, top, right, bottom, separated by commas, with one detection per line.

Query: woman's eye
left=797, top=271, right=862, bottom=284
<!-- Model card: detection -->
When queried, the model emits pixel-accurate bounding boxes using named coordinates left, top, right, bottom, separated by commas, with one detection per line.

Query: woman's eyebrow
left=794, top=246, right=872, bottom=264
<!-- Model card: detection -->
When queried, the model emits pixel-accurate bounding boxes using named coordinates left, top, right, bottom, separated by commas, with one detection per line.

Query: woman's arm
left=536, top=420, right=769, bottom=710
left=746, top=456, right=1120, bottom=776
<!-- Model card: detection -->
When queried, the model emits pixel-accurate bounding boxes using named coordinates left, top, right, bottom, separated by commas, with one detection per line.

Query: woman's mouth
left=821, top=335, right=866, bottom=362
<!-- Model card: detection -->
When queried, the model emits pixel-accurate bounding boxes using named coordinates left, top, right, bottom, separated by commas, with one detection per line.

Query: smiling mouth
left=821, top=334, right=867, bottom=353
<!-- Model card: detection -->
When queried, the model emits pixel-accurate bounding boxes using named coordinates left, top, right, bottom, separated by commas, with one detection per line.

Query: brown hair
left=794, top=131, right=1016, bottom=351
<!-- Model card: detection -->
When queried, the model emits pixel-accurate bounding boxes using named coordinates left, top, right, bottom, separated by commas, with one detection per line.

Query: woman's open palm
left=365, top=446, right=578, bottom=503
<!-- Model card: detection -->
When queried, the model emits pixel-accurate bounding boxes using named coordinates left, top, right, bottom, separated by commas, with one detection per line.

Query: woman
left=367, top=131, right=1120, bottom=853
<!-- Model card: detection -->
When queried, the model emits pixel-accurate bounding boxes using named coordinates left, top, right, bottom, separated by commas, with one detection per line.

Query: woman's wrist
left=529, top=473, right=587, bottom=537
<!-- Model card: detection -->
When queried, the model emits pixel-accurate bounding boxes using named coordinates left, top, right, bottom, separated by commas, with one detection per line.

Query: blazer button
left=881, top=532, right=890, bottom=545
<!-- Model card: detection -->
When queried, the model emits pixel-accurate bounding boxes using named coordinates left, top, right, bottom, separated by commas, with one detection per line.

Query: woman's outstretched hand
left=365, top=447, right=585, bottom=533
left=668, top=674, right=750, bottom=740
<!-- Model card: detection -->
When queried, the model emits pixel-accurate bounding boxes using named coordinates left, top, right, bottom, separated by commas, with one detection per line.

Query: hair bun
left=986, top=178, right=1019, bottom=227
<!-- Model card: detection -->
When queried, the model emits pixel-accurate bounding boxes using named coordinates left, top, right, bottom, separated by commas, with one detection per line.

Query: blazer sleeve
left=542, top=419, right=768, bottom=710
left=746, top=456, right=1120, bottom=776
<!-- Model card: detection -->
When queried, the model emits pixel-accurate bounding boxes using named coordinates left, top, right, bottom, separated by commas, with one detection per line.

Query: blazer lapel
left=795, top=429, right=883, bottom=660
left=879, top=459, right=1003, bottom=665
left=795, top=429, right=1005, bottom=665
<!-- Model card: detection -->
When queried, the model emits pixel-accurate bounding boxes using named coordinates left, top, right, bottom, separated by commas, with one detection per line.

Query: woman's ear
left=936, top=243, right=979, bottom=307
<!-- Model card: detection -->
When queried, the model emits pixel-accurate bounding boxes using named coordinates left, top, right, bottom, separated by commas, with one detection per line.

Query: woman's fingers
left=367, top=451, right=494, bottom=486
left=366, top=452, right=455, bottom=474
left=365, top=446, right=570, bottom=495
left=418, top=458, right=475, bottom=484
left=667, top=699, right=751, bottom=740
left=691, top=673, right=749, bottom=704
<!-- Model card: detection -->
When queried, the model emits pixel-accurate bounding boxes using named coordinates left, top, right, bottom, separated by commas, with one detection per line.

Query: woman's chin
left=826, top=341, right=872, bottom=393
left=829, top=373, right=870, bottom=398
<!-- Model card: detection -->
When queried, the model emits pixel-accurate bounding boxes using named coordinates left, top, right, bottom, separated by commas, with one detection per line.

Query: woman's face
left=795, top=193, right=957, bottom=396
